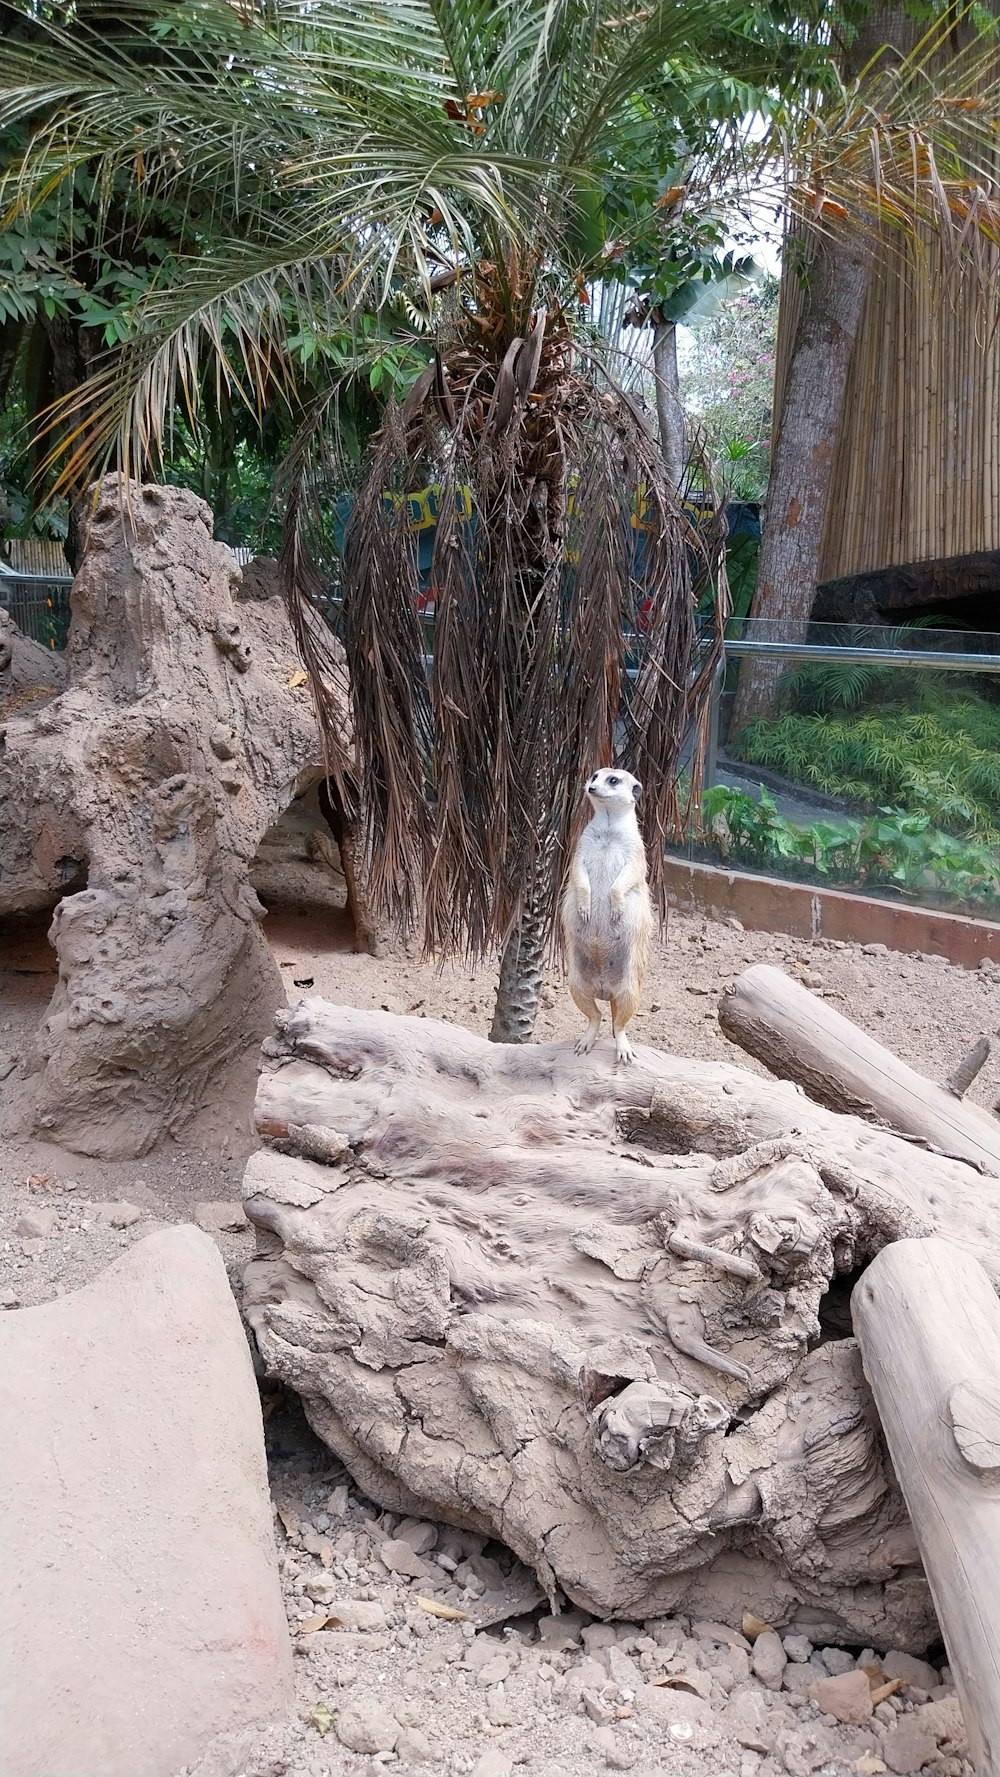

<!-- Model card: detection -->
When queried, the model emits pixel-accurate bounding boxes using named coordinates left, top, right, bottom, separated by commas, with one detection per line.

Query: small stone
left=880, top=1716, right=937, bottom=1774
left=93, top=1201, right=143, bottom=1229
left=486, top=1692, right=513, bottom=1727
left=721, top=1691, right=774, bottom=1754
left=581, top=1624, right=620, bottom=1654
left=915, top=1695, right=967, bottom=1752
left=819, top=1646, right=856, bottom=1677
left=333, top=1695, right=400, bottom=1754
left=0, top=1289, right=20, bottom=1310
left=583, top=1690, right=616, bottom=1726
left=782, top=1636, right=813, bottom=1664
left=693, top=1620, right=752, bottom=1653
left=800, top=971, right=824, bottom=989
left=537, top=1612, right=585, bottom=1650
left=779, top=1726, right=834, bottom=1777
left=635, top=1685, right=710, bottom=1727
left=470, top=1752, right=513, bottom=1777
left=589, top=1724, right=634, bottom=1769
left=881, top=1650, right=939, bottom=1693
left=396, top=1725, right=434, bottom=1764
left=395, top=1518, right=437, bottom=1555
left=326, top=1484, right=350, bottom=1518
left=311, top=1598, right=387, bottom=1631
left=751, top=1631, right=787, bottom=1691
left=863, top=942, right=889, bottom=955
left=854, top=1759, right=886, bottom=1775
left=20, top=1237, right=45, bottom=1257
left=194, top=1201, right=248, bottom=1234
left=605, top=1646, right=642, bottom=1690
left=379, top=1537, right=435, bottom=1579
left=15, top=1208, right=57, bottom=1239
left=475, top=1657, right=511, bottom=1687
left=809, top=1671, right=874, bottom=1725
left=300, top=1533, right=334, bottom=1565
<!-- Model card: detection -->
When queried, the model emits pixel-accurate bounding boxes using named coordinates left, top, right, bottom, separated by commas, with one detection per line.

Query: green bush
left=733, top=702, right=1000, bottom=842
left=696, top=783, right=1000, bottom=909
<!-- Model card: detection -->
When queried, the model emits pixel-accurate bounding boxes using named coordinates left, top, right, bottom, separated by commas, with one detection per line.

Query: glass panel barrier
left=678, top=622, right=1000, bottom=923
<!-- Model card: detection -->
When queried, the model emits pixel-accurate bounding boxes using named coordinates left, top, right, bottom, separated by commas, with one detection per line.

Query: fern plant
left=734, top=699, right=1000, bottom=841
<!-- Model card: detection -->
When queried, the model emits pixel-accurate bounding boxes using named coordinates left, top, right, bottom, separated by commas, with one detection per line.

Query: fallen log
left=853, top=1239, right=1000, bottom=1776
left=241, top=996, right=1000, bottom=1646
left=719, top=964, right=1000, bottom=1177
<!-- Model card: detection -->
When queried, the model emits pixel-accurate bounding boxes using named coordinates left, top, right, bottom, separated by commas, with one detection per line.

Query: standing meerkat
left=561, top=766, right=654, bottom=1064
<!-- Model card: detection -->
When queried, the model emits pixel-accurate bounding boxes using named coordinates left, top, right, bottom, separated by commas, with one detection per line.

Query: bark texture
left=489, top=875, right=550, bottom=1043
left=241, top=986, right=1000, bottom=1647
left=732, top=238, right=872, bottom=729
left=652, top=314, right=685, bottom=491
left=853, top=1239, right=1000, bottom=1776
left=0, top=479, right=342, bottom=1158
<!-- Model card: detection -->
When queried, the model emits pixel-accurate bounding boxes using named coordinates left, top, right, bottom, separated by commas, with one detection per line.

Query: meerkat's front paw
left=615, top=1033, right=636, bottom=1064
left=578, top=899, right=591, bottom=925
left=575, top=1026, right=599, bottom=1054
left=610, top=898, right=625, bottom=926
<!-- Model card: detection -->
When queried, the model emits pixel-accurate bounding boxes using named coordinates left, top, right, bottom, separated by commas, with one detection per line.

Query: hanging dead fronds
left=281, top=288, right=726, bottom=960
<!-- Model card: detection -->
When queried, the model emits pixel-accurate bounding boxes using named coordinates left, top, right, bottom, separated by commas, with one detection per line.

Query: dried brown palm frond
left=281, top=280, right=726, bottom=962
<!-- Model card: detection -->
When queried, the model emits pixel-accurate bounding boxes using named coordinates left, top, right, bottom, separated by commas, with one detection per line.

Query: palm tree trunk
left=651, top=312, right=685, bottom=490
left=489, top=875, right=549, bottom=1044
left=730, top=235, right=871, bottom=731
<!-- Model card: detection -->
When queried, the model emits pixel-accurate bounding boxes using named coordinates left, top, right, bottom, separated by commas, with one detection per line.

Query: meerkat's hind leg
left=610, top=988, right=640, bottom=1065
left=569, top=982, right=602, bottom=1054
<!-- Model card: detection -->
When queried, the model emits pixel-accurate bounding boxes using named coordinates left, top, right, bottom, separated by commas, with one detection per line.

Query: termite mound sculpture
left=0, top=480, right=352, bottom=1159
left=241, top=980, right=1000, bottom=1651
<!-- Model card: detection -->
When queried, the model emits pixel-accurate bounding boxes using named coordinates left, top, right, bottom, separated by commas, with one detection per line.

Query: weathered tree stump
left=853, top=1239, right=1000, bottom=1777
left=0, top=480, right=347, bottom=1157
left=241, top=991, right=1000, bottom=1647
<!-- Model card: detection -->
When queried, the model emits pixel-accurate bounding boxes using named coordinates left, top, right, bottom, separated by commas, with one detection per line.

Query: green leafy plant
left=733, top=697, right=1000, bottom=841
left=696, top=782, right=1000, bottom=908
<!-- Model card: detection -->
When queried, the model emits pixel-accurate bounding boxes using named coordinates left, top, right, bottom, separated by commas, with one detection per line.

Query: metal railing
left=0, top=573, right=73, bottom=650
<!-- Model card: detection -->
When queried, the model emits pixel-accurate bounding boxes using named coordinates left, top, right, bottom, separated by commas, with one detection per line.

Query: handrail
left=724, top=640, right=1000, bottom=673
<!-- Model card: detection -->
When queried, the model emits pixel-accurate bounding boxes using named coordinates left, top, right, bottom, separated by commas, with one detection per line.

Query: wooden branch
left=853, top=1238, right=1000, bottom=1776
left=719, top=965, right=1000, bottom=1178
left=946, top=1034, right=993, bottom=1100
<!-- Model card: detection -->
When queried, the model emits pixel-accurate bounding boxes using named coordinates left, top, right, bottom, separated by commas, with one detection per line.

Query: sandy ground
left=1, top=891, right=997, bottom=1777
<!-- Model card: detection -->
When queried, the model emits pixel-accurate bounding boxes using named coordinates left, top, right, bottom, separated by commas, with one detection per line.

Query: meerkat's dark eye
left=608, top=774, right=620, bottom=787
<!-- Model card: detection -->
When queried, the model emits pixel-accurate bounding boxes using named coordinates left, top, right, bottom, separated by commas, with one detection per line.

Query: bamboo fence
left=773, top=227, right=1000, bottom=579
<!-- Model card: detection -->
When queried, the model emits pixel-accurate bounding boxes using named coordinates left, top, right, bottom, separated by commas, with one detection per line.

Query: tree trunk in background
left=730, top=238, right=872, bottom=730
left=731, top=7, right=915, bottom=733
left=652, top=313, right=685, bottom=491
left=489, top=872, right=550, bottom=1043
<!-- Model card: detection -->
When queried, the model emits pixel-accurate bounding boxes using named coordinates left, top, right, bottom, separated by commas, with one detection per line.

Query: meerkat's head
left=586, top=767, right=641, bottom=813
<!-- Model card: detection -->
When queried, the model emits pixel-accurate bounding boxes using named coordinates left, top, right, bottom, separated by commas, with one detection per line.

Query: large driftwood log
left=241, top=995, right=1000, bottom=1646
left=0, top=481, right=347, bottom=1158
left=719, top=964, right=1000, bottom=1177
left=853, top=1239, right=1000, bottom=1775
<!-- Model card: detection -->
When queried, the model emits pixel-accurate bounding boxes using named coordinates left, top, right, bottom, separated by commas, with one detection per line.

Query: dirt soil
left=1, top=894, right=996, bottom=1777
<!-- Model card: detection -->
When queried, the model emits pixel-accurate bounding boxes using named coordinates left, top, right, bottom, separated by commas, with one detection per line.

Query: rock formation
left=240, top=986, right=1000, bottom=1650
left=0, top=1226, right=293, bottom=1777
left=0, top=480, right=347, bottom=1157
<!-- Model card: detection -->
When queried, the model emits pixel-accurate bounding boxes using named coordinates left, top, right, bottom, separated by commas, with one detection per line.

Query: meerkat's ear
left=631, top=780, right=642, bottom=800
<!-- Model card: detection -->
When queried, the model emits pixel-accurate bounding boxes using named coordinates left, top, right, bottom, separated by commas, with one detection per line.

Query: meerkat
left=561, top=766, right=654, bottom=1065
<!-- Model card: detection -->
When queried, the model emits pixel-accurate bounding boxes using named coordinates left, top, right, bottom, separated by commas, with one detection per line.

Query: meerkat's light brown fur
left=560, top=767, right=654, bottom=1064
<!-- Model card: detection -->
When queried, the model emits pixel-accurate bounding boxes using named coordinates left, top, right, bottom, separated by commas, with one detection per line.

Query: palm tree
left=2, top=0, right=998, bottom=1037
